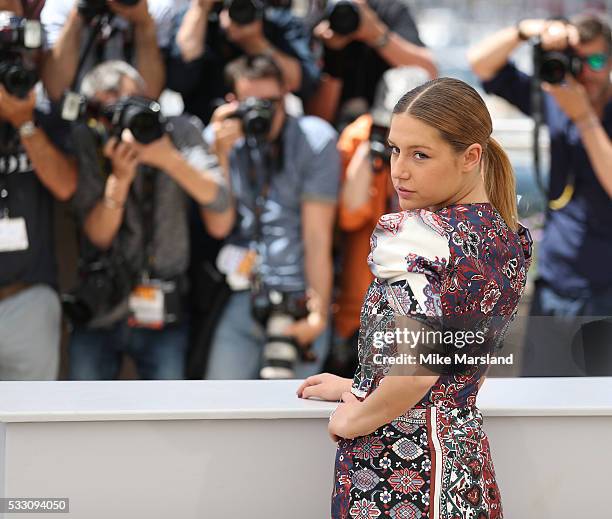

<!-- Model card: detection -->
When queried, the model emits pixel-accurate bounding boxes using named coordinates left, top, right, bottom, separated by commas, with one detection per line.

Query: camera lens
left=121, top=100, right=164, bottom=144
left=0, top=62, right=38, bottom=98
left=327, top=0, right=360, bottom=35
left=226, top=0, right=263, bottom=26
left=539, top=52, right=568, bottom=84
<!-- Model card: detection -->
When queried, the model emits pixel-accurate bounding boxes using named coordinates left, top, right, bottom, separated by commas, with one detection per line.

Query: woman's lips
left=396, top=187, right=416, bottom=199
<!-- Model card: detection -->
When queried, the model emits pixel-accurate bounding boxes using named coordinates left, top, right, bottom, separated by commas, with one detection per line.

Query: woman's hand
left=328, top=391, right=362, bottom=442
left=296, top=373, right=352, bottom=402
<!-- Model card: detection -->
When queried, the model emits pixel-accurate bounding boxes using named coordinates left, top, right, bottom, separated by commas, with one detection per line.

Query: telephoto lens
left=260, top=313, right=299, bottom=379
left=225, top=0, right=264, bottom=26
left=326, top=0, right=360, bottom=35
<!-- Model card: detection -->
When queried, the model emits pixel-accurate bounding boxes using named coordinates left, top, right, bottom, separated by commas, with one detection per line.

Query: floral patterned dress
left=331, top=203, right=533, bottom=519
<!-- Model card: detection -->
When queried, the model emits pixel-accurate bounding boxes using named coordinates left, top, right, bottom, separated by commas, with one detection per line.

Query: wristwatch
left=372, top=28, right=391, bottom=49
left=18, top=120, right=37, bottom=139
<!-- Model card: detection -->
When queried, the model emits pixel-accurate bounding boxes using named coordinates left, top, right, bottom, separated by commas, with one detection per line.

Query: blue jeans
left=205, top=291, right=331, bottom=379
left=521, top=279, right=612, bottom=376
left=69, top=321, right=189, bottom=380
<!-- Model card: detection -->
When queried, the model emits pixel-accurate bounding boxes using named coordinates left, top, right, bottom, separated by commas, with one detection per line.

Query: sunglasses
left=580, top=53, right=609, bottom=71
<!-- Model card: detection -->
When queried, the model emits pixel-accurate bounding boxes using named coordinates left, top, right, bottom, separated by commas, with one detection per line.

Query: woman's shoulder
left=369, top=209, right=452, bottom=283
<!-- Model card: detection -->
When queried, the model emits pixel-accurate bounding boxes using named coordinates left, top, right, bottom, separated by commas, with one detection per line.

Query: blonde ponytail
left=484, top=137, right=518, bottom=232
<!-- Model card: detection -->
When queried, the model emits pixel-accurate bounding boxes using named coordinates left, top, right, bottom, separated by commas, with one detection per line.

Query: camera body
left=62, top=253, right=137, bottom=327
left=62, top=94, right=166, bottom=145
left=229, top=97, right=276, bottom=140
left=251, top=287, right=309, bottom=379
left=78, top=0, right=140, bottom=21
left=325, top=0, right=360, bottom=36
left=534, top=43, right=582, bottom=84
left=0, top=13, right=42, bottom=98
left=369, top=123, right=390, bottom=174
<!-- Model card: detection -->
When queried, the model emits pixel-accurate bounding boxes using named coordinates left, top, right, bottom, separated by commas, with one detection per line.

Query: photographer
left=307, top=0, right=437, bottom=125
left=68, top=60, right=232, bottom=380
left=204, top=54, right=340, bottom=380
left=0, top=9, right=78, bottom=380
left=468, top=13, right=612, bottom=375
left=40, top=0, right=172, bottom=101
left=169, top=0, right=320, bottom=125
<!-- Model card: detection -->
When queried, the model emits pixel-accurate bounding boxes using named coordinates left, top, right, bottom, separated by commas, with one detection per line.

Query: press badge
left=216, top=244, right=258, bottom=291
left=128, top=281, right=165, bottom=329
left=0, top=217, right=29, bottom=252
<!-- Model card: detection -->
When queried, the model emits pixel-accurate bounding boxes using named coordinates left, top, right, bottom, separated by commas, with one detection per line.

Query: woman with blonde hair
left=298, top=77, right=533, bottom=518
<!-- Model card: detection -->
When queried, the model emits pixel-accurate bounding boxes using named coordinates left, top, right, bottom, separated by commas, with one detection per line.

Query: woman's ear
left=462, top=143, right=483, bottom=173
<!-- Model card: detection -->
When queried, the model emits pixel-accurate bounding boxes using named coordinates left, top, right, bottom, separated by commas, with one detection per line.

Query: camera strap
left=135, top=165, right=157, bottom=278
left=246, top=135, right=284, bottom=292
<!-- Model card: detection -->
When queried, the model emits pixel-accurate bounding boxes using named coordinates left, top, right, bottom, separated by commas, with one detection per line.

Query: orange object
left=334, top=114, right=396, bottom=339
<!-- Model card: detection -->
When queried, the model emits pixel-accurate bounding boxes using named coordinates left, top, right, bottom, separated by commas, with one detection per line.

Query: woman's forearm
left=352, top=375, right=438, bottom=436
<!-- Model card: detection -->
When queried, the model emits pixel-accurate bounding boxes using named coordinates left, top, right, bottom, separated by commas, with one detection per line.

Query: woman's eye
left=389, top=145, right=400, bottom=155
left=414, top=152, right=429, bottom=160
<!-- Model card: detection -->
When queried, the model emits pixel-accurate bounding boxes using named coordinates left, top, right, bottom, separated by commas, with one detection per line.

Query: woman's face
left=387, top=113, right=481, bottom=211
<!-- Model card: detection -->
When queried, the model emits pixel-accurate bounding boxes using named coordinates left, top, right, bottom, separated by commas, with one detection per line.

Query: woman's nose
left=391, top=156, right=411, bottom=180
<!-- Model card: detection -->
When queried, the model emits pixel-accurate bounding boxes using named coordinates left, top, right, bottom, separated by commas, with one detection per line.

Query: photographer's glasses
left=582, top=53, right=608, bottom=72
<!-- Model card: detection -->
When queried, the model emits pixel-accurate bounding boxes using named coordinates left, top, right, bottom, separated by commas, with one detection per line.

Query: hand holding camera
left=103, top=135, right=139, bottom=186
left=0, top=83, right=35, bottom=128
left=210, top=100, right=244, bottom=159
left=315, top=0, right=387, bottom=51
left=77, top=0, right=151, bottom=25
left=219, top=1, right=267, bottom=53
left=518, top=19, right=580, bottom=50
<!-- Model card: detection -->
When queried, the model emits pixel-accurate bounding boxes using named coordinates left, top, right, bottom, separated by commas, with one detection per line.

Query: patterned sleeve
left=369, top=211, right=451, bottom=319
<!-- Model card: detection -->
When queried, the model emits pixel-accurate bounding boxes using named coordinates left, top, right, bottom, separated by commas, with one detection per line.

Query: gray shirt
left=222, top=115, right=341, bottom=292
left=72, top=115, right=225, bottom=327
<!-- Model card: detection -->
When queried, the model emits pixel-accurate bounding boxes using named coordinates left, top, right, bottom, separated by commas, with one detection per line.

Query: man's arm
left=110, top=0, right=166, bottom=99
left=468, top=19, right=580, bottom=81
left=21, top=127, right=78, bottom=202
left=0, top=87, right=77, bottom=201
left=82, top=137, right=138, bottom=250
left=540, top=75, right=612, bottom=197
left=298, top=200, right=336, bottom=341
left=577, top=117, right=612, bottom=197
left=175, top=0, right=214, bottom=62
left=41, top=5, right=83, bottom=101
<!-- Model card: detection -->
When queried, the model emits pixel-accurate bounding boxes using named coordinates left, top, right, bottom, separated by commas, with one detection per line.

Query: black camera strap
left=246, top=133, right=284, bottom=292
left=134, top=165, right=158, bottom=279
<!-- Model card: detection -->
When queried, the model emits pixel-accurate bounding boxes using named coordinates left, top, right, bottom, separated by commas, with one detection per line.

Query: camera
left=325, top=0, right=360, bottom=36
left=62, top=94, right=166, bottom=145
left=225, top=0, right=265, bottom=25
left=62, top=253, right=137, bottom=327
left=369, top=123, right=390, bottom=174
left=251, top=287, right=310, bottom=379
left=534, top=42, right=582, bottom=84
left=0, top=13, right=42, bottom=98
left=78, top=0, right=140, bottom=21
left=229, top=97, right=276, bottom=140
left=107, top=96, right=166, bottom=144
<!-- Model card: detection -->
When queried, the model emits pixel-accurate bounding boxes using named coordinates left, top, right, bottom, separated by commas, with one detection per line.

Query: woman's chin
left=398, top=199, right=425, bottom=211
